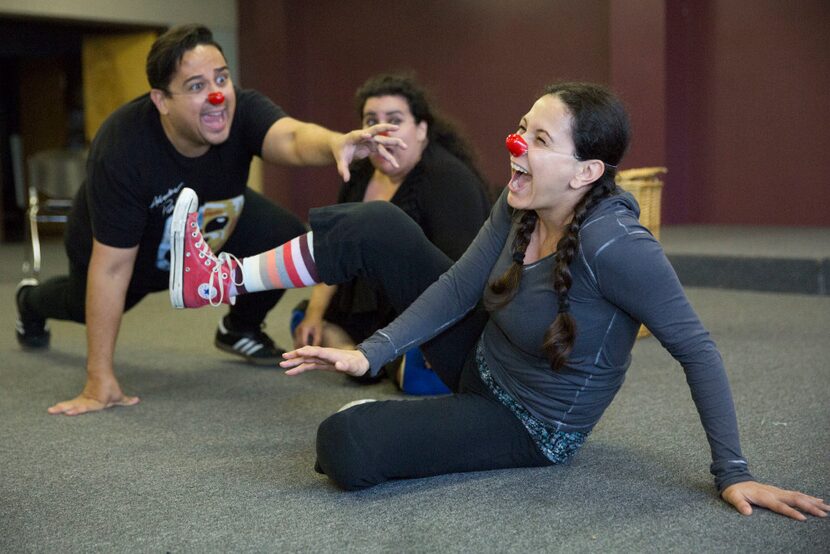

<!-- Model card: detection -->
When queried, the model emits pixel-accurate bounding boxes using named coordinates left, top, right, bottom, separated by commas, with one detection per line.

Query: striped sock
left=237, top=232, right=320, bottom=294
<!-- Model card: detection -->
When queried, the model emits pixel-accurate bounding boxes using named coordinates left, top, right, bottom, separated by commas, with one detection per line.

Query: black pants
left=310, top=201, right=551, bottom=490
left=24, top=189, right=306, bottom=331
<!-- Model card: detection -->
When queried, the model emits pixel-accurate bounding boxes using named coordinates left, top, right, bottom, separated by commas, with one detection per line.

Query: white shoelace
left=191, top=223, right=244, bottom=306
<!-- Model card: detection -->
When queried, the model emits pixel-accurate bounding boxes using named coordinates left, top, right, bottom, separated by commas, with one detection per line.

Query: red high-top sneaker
left=169, top=188, right=239, bottom=309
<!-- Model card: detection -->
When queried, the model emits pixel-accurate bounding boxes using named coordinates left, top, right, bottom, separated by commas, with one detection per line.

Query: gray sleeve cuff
left=356, top=335, right=396, bottom=377
left=711, top=458, right=754, bottom=493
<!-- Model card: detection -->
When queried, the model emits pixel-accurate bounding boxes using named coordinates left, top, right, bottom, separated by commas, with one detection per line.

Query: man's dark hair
left=146, top=24, right=225, bottom=94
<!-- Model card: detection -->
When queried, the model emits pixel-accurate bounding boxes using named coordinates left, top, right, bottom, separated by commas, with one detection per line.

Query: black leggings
left=310, top=201, right=551, bottom=490
left=26, top=189, right=306, bottom=331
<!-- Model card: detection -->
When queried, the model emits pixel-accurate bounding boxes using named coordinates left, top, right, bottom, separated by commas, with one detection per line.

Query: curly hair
left=354, top=73, right=485, bottom=183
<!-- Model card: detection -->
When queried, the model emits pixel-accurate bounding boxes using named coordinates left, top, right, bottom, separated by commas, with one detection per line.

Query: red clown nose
left=207, top=92, right=225, bottom=105
left=505, top=133, right=528, bottom=157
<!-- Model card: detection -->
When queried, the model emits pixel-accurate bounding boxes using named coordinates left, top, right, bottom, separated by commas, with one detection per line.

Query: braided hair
left=487, top=82, right=631, bottom=371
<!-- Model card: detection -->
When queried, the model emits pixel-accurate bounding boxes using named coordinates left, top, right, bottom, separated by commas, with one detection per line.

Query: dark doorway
left=0, top=16, right=162, bottom=242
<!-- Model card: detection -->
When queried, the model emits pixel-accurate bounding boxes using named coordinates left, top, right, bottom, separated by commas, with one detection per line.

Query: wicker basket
left=615, top=167, right=667, bottom=337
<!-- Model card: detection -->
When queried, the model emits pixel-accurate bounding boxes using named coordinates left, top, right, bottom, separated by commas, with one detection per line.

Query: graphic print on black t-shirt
left=72, top=88, right=286, bottom=292
left=157, top=194, right=244, bottom=271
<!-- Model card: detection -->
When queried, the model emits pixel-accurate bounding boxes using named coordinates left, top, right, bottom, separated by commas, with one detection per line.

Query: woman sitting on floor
left=291, top=73, right=490, bottom=390
left=168, top=82, right=828, bottom=520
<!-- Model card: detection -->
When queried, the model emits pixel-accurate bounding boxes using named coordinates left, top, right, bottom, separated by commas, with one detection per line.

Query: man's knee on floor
left=315, top=410, right=377, bottom=491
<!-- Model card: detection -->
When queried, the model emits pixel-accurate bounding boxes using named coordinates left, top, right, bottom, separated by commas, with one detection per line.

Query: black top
left=339, top=143, right=491, bottom=260
left=65, top=88, right=286, bottom=293
left=326, top=143, right=491, bottom=342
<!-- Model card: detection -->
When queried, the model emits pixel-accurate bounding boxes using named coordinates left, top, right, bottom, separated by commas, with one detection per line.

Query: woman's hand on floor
left=721, top=481, right=829, bottom=520
left=281, top=346, right=370, bottom=377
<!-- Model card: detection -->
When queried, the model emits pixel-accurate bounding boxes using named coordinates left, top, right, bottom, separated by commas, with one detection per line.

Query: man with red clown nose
left=15, top=24, right=406, bottom=416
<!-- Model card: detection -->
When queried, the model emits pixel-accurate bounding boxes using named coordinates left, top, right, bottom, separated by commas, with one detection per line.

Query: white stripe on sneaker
left=246, top=344, right=264, bottom=355
left=234, top=338, right=263, bottom=355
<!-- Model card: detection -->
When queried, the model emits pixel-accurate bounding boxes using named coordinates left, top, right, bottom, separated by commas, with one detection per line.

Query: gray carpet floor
left=1, top=238, right=828, bottom=552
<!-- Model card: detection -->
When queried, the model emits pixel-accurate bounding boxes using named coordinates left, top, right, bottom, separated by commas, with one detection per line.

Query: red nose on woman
left=207, top=92, right=225, bottom=105
left=505, top=133, right=527, bottom=157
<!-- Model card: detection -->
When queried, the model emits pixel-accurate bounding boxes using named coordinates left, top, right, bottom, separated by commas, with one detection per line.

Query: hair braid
left=485, top=210, right=538, bottom=308
left=543, top=180, right=619, bottom=370
left=486, top=81, right=630, bottom=371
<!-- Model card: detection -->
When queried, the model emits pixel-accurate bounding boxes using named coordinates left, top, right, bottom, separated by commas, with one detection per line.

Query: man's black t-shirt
left=65, top=88, right=286, bottom=294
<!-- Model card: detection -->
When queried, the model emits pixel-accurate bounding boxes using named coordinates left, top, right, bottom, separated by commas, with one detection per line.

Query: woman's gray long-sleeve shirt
left=359, top=188, right=753, bottom=491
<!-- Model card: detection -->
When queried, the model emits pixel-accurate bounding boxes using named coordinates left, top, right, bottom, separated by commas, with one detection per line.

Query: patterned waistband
left=476, top=342, right=588, bottom=464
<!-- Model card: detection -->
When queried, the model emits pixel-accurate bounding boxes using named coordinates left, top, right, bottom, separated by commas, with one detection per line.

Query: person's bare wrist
left=355, top=348, right=372, bottom=376
left=304, top=309, right=326, bottom=320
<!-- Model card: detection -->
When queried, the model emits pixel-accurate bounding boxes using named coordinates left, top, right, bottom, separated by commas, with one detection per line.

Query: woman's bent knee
left=315, top=410, right=380, bottom=491
left=316, top=202, right=422, bottom=249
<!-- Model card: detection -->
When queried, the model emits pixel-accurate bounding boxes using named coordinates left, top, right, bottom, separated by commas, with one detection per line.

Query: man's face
left=152, top=44, right=236, bottom=157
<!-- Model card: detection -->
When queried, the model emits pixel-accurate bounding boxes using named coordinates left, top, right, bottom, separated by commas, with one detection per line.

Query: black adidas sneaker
left=15, top=278, right=50, bottom=350
left=214, top=316, right=285, bottom=366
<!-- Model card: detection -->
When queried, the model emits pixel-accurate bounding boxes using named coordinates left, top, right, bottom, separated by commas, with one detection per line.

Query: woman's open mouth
left=508, top=160, right=530, bottom=191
